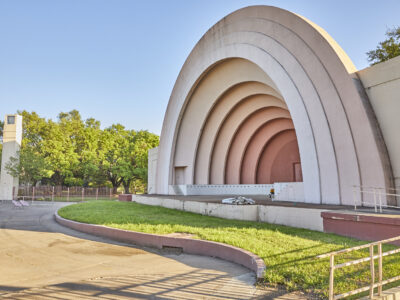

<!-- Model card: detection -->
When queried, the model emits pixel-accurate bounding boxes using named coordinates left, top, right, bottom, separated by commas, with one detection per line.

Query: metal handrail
left=317, top=235, right=400, bottom=299
left=353, top=185, right=400, bottom=213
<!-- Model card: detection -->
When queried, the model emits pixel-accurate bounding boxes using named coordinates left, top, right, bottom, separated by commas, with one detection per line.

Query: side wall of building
left=357, top=56, right=400, bottom=192
left=147, top=147, right=158, bottom=194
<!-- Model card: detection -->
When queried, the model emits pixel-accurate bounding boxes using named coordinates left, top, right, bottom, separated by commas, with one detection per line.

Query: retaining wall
left=55, top=212, right=266, bottom=279
left=132, top=195, right=325, bottom=231
left=322, top=211, right=400, bottom=242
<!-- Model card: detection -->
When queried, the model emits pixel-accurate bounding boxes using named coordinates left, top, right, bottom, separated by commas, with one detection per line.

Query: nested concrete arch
left=173, top=58, right=280, bottom=185
left=207, top=93, right=288, bottom=185
left=225, top=107, right=291, bottom=184
left=240, top=119, right=295, bottom=184
left=194, top=81, right=285, bottom=184
left=168, top=44, right=320, bottom=203
left=257, top=130, right=300, bottom=184
left=218, top=23, right=355, bottom=204
left=155, top=6, right=393, bottom=205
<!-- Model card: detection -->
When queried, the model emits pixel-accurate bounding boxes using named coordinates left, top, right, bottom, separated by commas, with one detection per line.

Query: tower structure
left=0, top=114, right=23, bottom=200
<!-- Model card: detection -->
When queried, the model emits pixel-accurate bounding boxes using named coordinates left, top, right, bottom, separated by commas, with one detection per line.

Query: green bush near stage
left=59, top=201, right=400, bottom=299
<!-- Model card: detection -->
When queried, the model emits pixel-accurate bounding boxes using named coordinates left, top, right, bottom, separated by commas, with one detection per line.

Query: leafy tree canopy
left=367, top=26, right=400, bottom=65
left=0, top=120, right=4, bottom=137
left=4, top=110, right=159, bottom=193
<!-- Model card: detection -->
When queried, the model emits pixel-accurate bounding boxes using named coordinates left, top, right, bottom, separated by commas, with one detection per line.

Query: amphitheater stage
left=132, top=194, right=400, bottom=242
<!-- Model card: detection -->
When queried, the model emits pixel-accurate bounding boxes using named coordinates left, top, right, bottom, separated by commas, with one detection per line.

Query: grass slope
left=58, top=201, right=400, bottom=298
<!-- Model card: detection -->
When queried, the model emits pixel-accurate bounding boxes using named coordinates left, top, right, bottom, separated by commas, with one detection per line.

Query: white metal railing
left=353, top=185, right=400, bottom=213
left=318, top=236, right=400, bottom=299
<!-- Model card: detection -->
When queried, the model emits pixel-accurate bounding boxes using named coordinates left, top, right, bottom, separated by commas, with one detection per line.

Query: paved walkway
left=0, top=201, right=307, bottom=299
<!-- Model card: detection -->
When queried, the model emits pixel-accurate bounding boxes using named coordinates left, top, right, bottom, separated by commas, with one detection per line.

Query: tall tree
left=100, top=128, right=159, bottom=194
left=4, top=110, right=159, bottom=190
left=128, top=130, right=159, bottom=193
left=114, top=130, right=159, bottom=194
left=367, top=26, right=400, bottom=65
left=76, top=117, right=105, bottom=186
left=0, top=120, right=3, bottom=137
left=101, top=124, right=129, bottom=193
left=42, top=115, right=80, bottom=185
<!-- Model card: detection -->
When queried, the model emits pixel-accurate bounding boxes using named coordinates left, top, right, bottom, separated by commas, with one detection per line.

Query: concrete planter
left=118, top=194, right=132, bottom=202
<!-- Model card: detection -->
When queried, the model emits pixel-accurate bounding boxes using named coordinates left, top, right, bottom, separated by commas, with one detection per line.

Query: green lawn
left=58, top=201, right=400, bottom=298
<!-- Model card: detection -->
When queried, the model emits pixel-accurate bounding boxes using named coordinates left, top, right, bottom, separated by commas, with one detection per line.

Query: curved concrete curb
left=55, top=211, right=266, bottom=279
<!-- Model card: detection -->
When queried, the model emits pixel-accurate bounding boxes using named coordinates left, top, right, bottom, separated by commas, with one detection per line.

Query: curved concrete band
left=155, top=5, right=393, bottom=206
left=54, top=211, right=266, bottom=279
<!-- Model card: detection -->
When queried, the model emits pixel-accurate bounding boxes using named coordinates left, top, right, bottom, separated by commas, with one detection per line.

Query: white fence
left=15, top=186, right=114, bottom=202
left=169, top=184, right=274, bottom=196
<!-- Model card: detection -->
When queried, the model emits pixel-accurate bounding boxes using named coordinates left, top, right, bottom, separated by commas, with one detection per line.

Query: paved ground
left=0, top=201, right=308, bottom=299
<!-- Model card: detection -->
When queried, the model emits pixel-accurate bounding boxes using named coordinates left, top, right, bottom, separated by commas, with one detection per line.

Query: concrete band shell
left=225, top=107, right=291, bottom=184
left=156, top=6, right=393, bottom=205
left=240, top=119, right=295, bottom=184
left=194, top=82, right=287, bottom=185
left=208, top=93, right=288, bottom=185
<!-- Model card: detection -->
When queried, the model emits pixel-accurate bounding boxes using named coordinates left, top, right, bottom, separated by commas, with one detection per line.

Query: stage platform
left=133, top=194, right=400, bottom=242
left=140, top=194, right=352, bottom=210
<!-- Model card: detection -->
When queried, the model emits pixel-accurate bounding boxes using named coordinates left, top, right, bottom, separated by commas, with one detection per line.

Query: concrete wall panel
left=258, top=205, right=325, bottom=231
left=185, top=184, right=273, bottom=195
left=357, top=56, right=400, bottom=194
left=147, top=147, right=158, bottom=194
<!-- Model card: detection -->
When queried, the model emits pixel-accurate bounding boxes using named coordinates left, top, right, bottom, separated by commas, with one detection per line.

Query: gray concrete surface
left=0, top=201, right=308, bottom=299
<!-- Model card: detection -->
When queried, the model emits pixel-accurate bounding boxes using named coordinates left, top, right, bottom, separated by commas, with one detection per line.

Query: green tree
left=367, top=26, right=400, bottom=65
left=114, top=130, right=159, bottom=194
left=0, top=120, right=4, bottom=137
left=4, top=110, right=159, bottom=190
left=78, top=118, right=107, bottom=186
left=100, top=127, right=159, bottom=194
left=101, top=124, right=129, bottom=193
left=128, top=130, right=159, bottom=193
left=5, top=147, right=52, bottom=185
left=41, top=119, right=78, bottom=185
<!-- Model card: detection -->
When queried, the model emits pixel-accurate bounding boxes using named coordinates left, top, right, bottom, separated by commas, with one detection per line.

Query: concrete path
left=0, top=201, right=307, bottom=299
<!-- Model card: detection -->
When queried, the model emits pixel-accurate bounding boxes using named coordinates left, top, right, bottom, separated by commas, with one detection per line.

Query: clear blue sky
left=0, top=0, right=399, bottom=135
